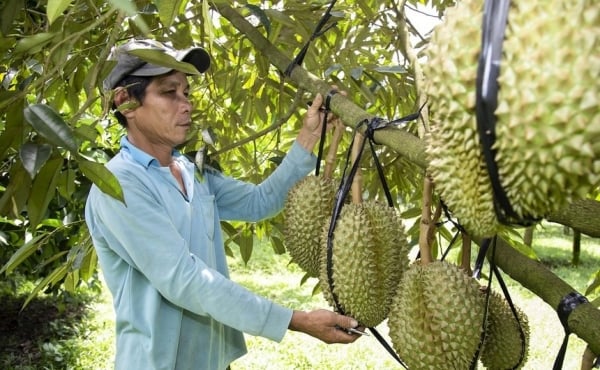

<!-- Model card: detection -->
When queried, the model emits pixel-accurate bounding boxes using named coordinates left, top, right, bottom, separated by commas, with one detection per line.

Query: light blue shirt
left=85, top=136, right=316, bottom=370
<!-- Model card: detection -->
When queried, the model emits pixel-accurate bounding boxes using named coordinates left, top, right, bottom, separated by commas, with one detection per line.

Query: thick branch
left=491, top=237, right=600, bottom=354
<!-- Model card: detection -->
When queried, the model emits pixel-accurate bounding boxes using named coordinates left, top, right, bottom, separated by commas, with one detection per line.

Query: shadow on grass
left=0, top=291, right=94, bottom=369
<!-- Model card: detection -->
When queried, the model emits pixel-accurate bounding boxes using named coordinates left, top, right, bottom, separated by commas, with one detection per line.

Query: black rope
left=440, top=229, right=461, bottom=261
left=492, top=264, right=528, bottom=370
left=475, top=0, right=540, bottom=227
left=284, top=0, right=338, bottom=77
left=472, top=237, right=492, bottom=280
left=469, top=236, right=496, bottom=370
left=553, top=291, right=589, bottom=370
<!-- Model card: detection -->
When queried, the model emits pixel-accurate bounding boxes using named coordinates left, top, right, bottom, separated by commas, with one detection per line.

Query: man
left=85, top=39, right=360, bottom=370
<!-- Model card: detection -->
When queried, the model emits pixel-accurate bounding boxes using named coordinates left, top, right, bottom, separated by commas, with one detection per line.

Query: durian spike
left=351, top=132, right=365, bottom=204
left=461, top=231, right=473, bottom=275
left=418, top=175, right=435, bottom=264
left=323, top=119, right=345, bottom=180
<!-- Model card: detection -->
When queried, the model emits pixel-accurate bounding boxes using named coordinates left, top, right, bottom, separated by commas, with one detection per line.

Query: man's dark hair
left=113, top=75, right=153, bottom=127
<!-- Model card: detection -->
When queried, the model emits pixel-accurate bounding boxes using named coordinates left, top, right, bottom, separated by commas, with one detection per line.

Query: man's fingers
left=308, top=93, right=324, bottom=114
left=336, top=314, right=359, bottom=330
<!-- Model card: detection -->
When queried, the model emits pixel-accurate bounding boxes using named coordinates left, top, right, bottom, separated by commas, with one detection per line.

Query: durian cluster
left=283, top=175, right=411, bottom=327
left=424, top=0, right=600, bottom=238
left=387, top=261, right=530, bottom=369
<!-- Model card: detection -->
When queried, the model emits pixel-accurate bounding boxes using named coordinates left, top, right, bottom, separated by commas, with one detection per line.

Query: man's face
left=126, top=71, right=193, bottom=152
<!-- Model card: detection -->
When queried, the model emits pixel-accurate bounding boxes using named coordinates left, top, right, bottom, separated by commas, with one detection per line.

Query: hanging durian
left=387, top=177, right=486, bottom=369
left=424, top=0, right=600, bottom=237
left=480, top=290, right=530, bottom=370
left=283, top=120, right=345, bottom=277
left=319, top=133, right=410, bottom=328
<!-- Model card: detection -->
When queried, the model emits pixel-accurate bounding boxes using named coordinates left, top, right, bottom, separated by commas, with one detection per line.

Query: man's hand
left=289, top=309, right=364, bottom=344
left=296, top=88, right=346, bottom=152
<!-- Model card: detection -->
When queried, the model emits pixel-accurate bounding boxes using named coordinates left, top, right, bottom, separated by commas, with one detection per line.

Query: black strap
left=472, top=237, right=492, bottom=280
left=492, top=264, right=528, bottom=369
left=469, top=236, right=496, bottom=369
left=284, top=0, right=338, bottom=77
left=553, top=292, right=589, bottom=370
left=475, top=0, right=539, bottom=227
left=314, top=90, right=337, bottom=176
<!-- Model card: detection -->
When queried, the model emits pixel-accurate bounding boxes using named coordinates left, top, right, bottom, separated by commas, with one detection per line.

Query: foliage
left=0, top=0, right=451, bottom=301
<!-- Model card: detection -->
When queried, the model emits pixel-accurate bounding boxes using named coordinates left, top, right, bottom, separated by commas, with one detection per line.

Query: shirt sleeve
left=212, top=141, right=317, bottom=221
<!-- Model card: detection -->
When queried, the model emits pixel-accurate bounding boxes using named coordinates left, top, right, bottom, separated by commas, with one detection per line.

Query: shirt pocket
left=194, top=195, right=216, bottom=242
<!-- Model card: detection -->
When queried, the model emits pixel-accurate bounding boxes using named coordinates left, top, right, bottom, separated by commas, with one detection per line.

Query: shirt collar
left=120, top=136, right=182, bottom=168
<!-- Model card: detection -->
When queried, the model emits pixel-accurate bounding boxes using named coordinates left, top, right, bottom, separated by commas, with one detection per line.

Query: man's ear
left=114, top=87, right=140, bottom=113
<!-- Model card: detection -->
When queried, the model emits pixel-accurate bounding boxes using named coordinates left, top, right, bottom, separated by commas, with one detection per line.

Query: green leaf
left=23, top=104, right=78, bottom=152
left=239, top=229, right=253, bottom=265
left=78, top=158, right=125, bottom=203
left=155, top=0, right=184, bottom=27
left=78, top=243, right=97, bottom=282
left=14, top=32, right=57, bottom=55
left=47, top=0, right=72, bottom=25
left=106, top=0, right=149, bottom=33
left=19, top=142, right=52, bottom=179
left=0, top=164, right=32, bottom=218
left=129, top=48, right=200, bottom=75
left=372, top=65, right=408, bottom=74
left=22, top=264, right=69, bottom=309
left=0, top=234, right=47, bottom=275
left=586, top=269, right=600, bottom=296
left=1, top=0, right=21, bottom=36
left=27, top=156, right=62, bottom=229
left=245, top=4, right=271, bottom=35
left=269, top=235, right=286, bottom=254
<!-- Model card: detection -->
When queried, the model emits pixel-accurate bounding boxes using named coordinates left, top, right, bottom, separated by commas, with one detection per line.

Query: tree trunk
left=216, top=3, right=600, bottom=354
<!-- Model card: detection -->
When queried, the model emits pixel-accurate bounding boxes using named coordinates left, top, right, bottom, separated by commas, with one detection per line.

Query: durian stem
left=580, top=346, right=598, bottom=370
left=323, top=120, right=344, bottom=180
left=350, top=133, right=365, bottom=204
left=461, top=231, right=473, bottom=275
left=418, top=175, right=435, bottom=264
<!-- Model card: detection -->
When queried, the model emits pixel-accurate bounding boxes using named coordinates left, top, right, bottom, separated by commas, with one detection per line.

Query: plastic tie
left=553, top=292, right=589, bottom=370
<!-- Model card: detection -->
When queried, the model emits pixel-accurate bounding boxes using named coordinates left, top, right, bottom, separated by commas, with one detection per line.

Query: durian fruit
left=284, top=175, right=336, bottom=276
left=319, top=201, right=410, bottom=327
left=283, top=120, right=345, bottom=277
left=480, top=291, right=530, bottom=370
left=319, top=133, right=411, bottom=327
left=387, top=260, right=486, bottom=369
left=424, top=0, right=600, bottom=238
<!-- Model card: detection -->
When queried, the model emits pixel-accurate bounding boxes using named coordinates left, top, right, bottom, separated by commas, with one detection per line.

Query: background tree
left=0, top=0, right=598, bottom=357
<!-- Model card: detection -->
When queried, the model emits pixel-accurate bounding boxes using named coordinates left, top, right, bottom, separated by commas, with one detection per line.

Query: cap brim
left=103, top=45, right=211, bottom=91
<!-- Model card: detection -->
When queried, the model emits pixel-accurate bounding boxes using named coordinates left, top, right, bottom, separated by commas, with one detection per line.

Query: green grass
left=0, top=222, right=598, bottom=369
